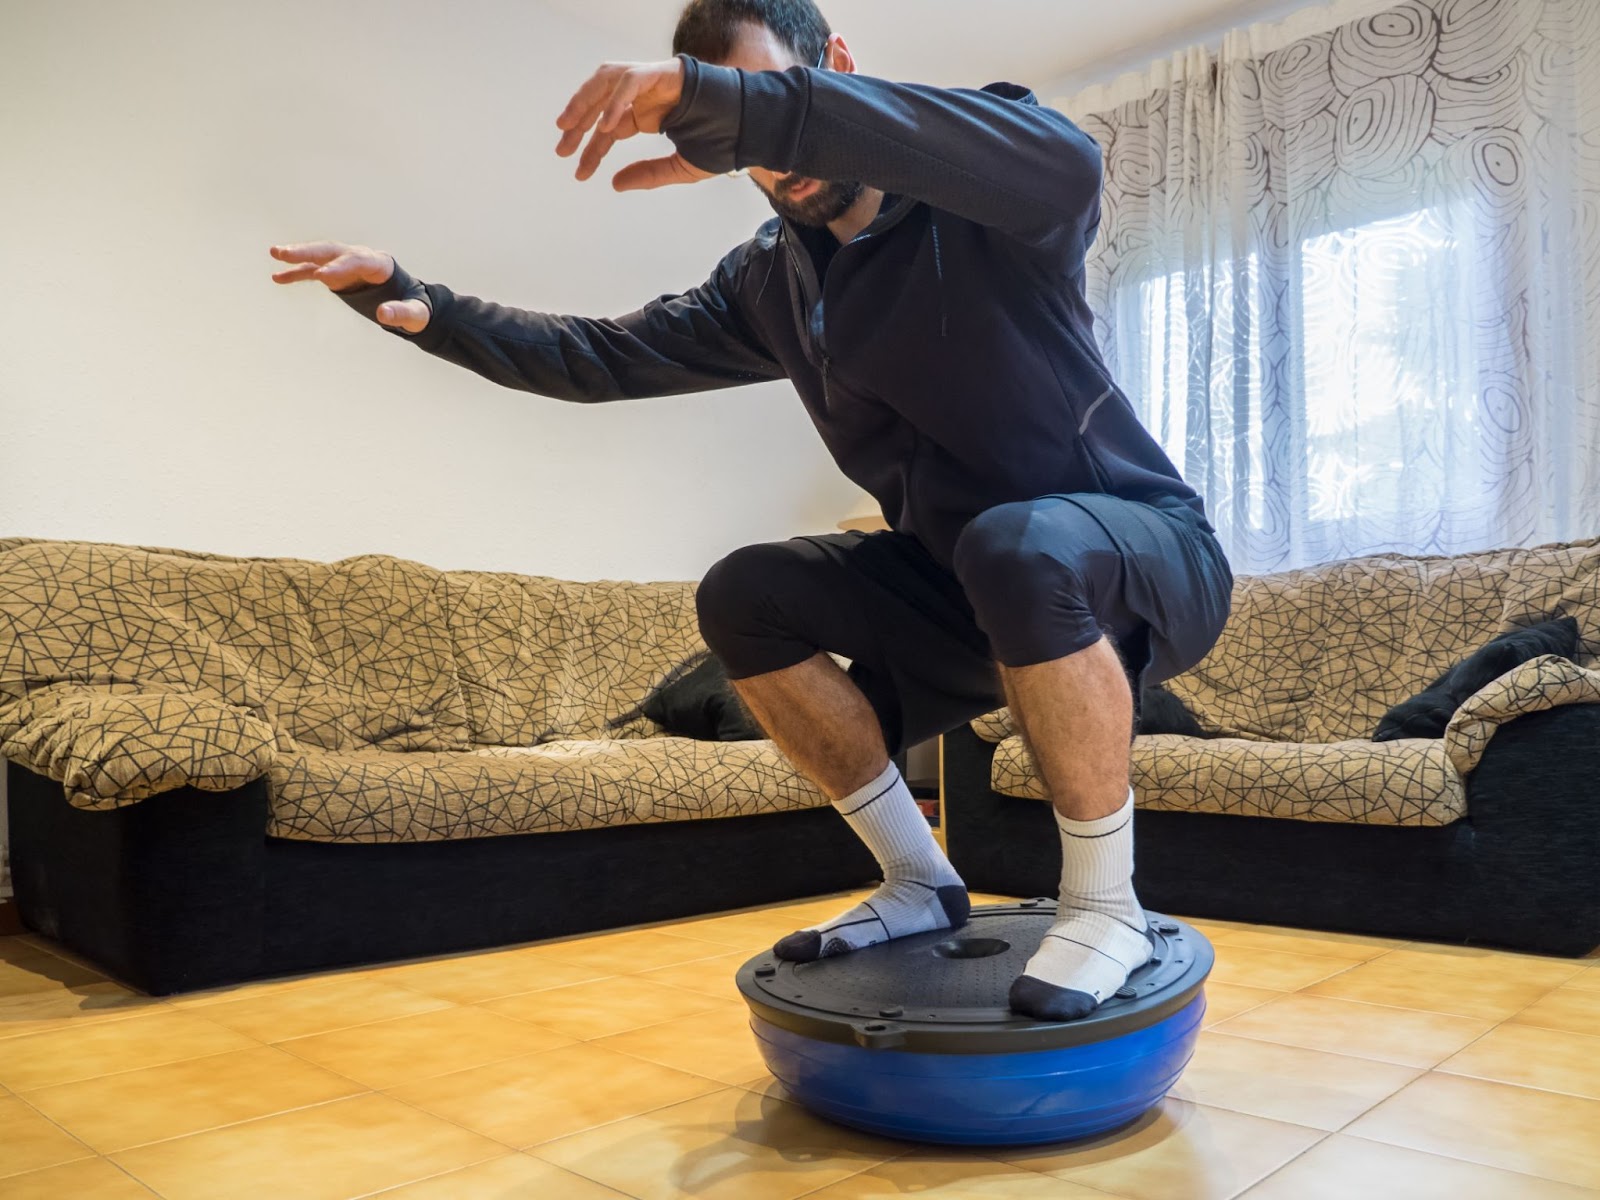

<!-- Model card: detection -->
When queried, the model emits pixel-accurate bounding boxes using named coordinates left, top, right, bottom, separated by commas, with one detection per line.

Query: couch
left=944, top=537, right=1600, bottom=957
left=0, top=538, right=876, bottom=994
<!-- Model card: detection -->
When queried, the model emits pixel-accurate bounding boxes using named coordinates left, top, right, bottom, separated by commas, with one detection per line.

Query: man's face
left=718, top=22, right=864, bottom=228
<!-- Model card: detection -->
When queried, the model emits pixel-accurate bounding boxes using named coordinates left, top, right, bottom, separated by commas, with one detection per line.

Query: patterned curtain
left=1064, top=0, right=1600, bottom=573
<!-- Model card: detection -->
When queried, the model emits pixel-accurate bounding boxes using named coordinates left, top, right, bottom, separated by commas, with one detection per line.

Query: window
left=1111, top=200, right=1505, bottom=567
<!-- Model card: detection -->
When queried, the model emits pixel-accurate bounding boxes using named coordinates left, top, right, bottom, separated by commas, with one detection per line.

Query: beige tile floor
left=1, top=893, right=1598, bottom=1199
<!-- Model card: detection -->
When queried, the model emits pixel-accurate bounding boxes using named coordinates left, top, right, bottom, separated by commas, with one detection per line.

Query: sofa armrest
left=1444, top=655, right=1600, bottom=777
left=970, top=707, right=1014, bottom=744
left=0, top=683, right=278, bottom=808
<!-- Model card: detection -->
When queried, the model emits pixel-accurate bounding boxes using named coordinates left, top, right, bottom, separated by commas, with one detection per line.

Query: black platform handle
left=852, top=1020, right=907, bottom=1050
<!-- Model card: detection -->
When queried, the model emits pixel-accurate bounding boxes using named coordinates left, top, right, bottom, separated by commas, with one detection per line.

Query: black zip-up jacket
left=341, top=56, right=1209, bottom=569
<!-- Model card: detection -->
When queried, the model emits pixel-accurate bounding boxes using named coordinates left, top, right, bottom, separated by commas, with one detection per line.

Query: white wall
left=0, top=0, right=868, bottom=584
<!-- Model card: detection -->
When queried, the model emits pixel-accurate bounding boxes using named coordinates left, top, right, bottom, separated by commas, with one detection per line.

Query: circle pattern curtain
left=1065, top=0, right=1600, bottom=572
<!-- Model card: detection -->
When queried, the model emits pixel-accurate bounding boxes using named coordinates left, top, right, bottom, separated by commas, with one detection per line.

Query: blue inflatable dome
left=736, top=902, right=1213, bottom=1146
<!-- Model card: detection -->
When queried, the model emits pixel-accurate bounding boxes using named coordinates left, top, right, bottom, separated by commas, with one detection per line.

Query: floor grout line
left=99, top=1091, right=371, bottom=1159
left=0, top=1086, right=96, bottom=1174
left=6, top=1039, right=316, bottom=1100
left=1332, top=1127, right=1600, bottom=1195
left=1229, top=1126, right=1334, bottom=1200
left=1331, top=1072, right=1600, bottom=1193
left=0, top=989, right=164, bottom=1041
left=1427, top=1034, right=1600, bottom=1105
left=467, top=990, right=741, bottom=1042
left=1239, top=969, right=1600, bottom=1184
left=781, top=1147, right=915, bottom=1200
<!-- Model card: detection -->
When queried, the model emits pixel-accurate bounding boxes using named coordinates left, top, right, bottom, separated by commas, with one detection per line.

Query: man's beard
left=759, top=175, right=865, bottom=227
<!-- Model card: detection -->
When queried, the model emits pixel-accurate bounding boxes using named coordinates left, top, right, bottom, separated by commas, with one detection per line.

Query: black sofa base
left=8, top=762, right=879, bottom=995
left=942, top=705, right=1600, bottom=958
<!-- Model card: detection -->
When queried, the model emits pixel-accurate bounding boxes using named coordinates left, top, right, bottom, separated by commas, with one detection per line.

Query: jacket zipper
left=777, top=194, right=919, bottom=378
left=781, top=218, right=881, bottom=411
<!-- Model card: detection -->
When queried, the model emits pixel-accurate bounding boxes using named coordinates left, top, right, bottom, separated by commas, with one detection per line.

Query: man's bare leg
left=999, top=635, right=1134, bottom=821
left=999, top=635, right=1152, bottom=1020
left=731, top=651, right=969, bottom=961
left=729, top=651, right=888, bottom=801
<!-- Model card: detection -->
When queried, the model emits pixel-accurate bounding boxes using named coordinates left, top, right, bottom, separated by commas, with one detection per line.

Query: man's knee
left=953, top=501, right=1090, bottom=624
left=695, top=541, right=821, bottom=674
left=697, top=543, right=779, bottom=636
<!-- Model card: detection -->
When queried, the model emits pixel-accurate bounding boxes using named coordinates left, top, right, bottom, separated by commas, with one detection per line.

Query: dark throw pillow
left=1373, top=616, right=1581, bottom=742
left=1137, top=683, right=1211, bottom=738
left=634, top=652, right=766, bottom=742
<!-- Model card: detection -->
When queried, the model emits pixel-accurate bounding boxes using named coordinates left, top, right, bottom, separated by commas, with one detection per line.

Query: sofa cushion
left=441, top=573, right=706, bottom=745
left=1165, top=537, right=1600, bottom=744
left=0, top=541, right=471, bottom=757
left=1160, top=568, right=1326, bottom=742
left=554, top=579, right=707, bottom=740
left=441, top=572, right=583, bottom=745
left=1442, top=654, right=1600, bottom=778
left=1, top=683, right=279, bottom=808
left=273, top=555, right=469, bottom=752
left=266, top=738, right=828, bottom=843
left=988, top=732, right=1464, bottom=826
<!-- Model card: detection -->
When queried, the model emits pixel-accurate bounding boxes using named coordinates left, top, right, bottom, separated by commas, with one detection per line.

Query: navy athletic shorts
left=695, top=493, right=1233, bottom=756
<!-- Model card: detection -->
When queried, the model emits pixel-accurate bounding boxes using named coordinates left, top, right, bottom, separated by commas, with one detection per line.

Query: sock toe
left=773, top=929, right=822, bottom=962
left=1009, top=973, right=1100, bottom=1022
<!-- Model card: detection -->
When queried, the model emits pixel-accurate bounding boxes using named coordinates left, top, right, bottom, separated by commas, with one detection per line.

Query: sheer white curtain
left=1064, top=0, right=1600, bottom=573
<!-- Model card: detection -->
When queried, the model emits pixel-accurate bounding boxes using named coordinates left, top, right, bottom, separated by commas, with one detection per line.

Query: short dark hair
left=672, top=0, right=831, bottom=66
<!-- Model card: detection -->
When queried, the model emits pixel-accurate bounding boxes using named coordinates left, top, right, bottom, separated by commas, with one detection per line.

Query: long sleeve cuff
left=662, top=55, right=745, bottom=174
left=334, top=261, right=448, bottom=349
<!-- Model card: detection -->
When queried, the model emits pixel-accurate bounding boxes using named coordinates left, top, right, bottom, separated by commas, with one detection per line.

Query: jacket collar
left=981, top=80, right=1039, bottom=105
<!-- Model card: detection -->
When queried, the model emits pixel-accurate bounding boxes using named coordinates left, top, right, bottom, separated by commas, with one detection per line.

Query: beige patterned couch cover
left=0, top=538, right=826, bottom=843
left=972, top=538, right=1600, bottom=827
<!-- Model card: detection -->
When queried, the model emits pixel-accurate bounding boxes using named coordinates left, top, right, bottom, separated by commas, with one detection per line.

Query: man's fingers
left=269, top=242, right=346, bottom=265
left=555, top=63, right=624, bottom=138
left=576, top=127, right=620, bottom=181
left=270, top=243, right=392, bottom=295
left=271, top=263, right=322, bottom=284
left=578, top=109, right=641, bottom=180
left=556, top=126, right=587, bottom=158
left=561, top=87, right=615, bottom=159
left=312, top=253, right=367, bottom=287
left=612, top=153, right=711, bottom=192
left=559, top=60, right=686, bottom=171
left=376, top=299, right=430, bottom=334
left=598, top=73, right=644, bottom=134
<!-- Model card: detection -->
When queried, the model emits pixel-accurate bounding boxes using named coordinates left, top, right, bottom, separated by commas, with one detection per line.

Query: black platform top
left=736, top=903, right=1213, bottom=1053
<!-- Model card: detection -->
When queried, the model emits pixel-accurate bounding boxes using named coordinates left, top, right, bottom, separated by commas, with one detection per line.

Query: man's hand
left=556, top=59, right=716, bottom=192
left=268, top=242, right=430, bottom=333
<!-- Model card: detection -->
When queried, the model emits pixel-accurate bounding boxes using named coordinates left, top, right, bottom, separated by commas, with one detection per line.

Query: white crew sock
left=1010, top=788, right=1153, bottom=1021
left=774, top=761, right=969, bottom=962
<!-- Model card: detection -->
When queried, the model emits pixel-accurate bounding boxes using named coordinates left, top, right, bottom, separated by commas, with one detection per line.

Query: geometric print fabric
left=0, top=537, right=820, bottom=837
left=1169, top=535, right=1600, bottom=745
left=6, top=535, right=1597, bottom=833
left=975, top=536, right=1600, bottom=824
left=269, top=739, right=826, bottom=843
left=992, top=730, right=1469, bottom=826
left=1, top=682, right=279, bottom=810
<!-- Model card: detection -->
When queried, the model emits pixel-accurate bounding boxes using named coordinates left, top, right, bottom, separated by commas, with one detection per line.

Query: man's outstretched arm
left=270, top=241, right=785, bottom=402
left=663, top=61, right=1102, bottom=248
